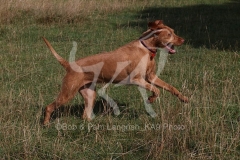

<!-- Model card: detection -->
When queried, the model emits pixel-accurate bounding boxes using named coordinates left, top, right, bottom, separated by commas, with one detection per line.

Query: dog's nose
left=180, top=38, right=184, bottom=43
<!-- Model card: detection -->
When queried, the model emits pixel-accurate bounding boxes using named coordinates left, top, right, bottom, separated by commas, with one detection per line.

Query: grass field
left=0, top=0, right=240, bottom=159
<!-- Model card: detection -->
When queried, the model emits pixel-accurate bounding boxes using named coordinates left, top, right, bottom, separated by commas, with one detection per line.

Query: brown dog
left=42, top=20, right=188, bottom=125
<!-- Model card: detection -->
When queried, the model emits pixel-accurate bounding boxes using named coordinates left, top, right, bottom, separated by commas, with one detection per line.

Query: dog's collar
left=139, top=29, right=163, bottom=59
left=140, top=40, right=157, bottom=59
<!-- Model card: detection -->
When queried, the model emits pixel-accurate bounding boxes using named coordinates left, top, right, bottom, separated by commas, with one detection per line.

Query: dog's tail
left=42, top=37, right=70, bottom=70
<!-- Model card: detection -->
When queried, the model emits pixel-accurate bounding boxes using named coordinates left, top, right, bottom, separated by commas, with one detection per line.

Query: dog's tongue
left=165, top=45, right=176, bottom=54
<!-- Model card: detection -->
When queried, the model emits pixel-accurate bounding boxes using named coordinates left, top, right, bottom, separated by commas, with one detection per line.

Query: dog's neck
left=139, top=36, right=163, bottom=59
left=140, top=39, right=157, bottom=59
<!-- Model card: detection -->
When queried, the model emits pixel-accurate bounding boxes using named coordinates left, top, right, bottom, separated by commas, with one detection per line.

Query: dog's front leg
left=148, top=74, right=189, bottom=103
left=132, top=78, right=160, bottom=103
left=138, top=87, right=157, bottom=118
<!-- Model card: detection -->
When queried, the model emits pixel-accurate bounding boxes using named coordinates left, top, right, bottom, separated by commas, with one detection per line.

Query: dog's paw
left=42, top=121, right=50, bottom=128
left=181, top=96, right=189, bottom=103
left=147, top=96, right=156, bottom=103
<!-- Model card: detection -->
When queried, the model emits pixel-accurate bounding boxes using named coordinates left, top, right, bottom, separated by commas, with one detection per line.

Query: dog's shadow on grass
left=40, top=99, right=137, bottom=123
left=121, top=0, right=240, bottom=51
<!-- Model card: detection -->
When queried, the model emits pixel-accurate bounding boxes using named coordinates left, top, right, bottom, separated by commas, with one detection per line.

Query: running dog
left=42, top=20, right=188, bottom=125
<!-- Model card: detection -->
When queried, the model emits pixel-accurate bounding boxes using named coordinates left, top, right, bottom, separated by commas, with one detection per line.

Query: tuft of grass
left=0, top=0, right=239, bottom=159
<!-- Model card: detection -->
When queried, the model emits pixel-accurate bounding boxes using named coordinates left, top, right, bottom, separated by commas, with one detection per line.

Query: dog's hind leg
left=79, top=84, right=96, bottom=121
left=98, top=83, right=120, bottom=116
left=43, top=75, right=81, bottom=125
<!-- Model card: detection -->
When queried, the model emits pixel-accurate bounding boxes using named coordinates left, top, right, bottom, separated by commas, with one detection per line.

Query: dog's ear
left=148, top=20, right=164, bottom=30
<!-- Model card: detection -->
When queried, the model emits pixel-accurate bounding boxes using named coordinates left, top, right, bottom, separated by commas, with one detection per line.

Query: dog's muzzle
left=164, top=43, right=176, bottom=54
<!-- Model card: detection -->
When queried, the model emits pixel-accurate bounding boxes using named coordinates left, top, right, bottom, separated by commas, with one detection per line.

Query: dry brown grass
left=0, top=0, right=148, bottom=24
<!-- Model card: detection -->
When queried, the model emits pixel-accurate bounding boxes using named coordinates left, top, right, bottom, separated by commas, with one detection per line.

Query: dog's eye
left=168, top=33, right=171, bottom=37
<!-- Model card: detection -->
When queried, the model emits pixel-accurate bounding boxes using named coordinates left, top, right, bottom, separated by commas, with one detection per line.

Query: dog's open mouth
left=165, top=43, right=176, bottom=54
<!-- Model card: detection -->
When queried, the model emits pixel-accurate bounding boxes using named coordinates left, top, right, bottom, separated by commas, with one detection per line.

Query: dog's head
left=142, top=20, right=184, bottom=54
